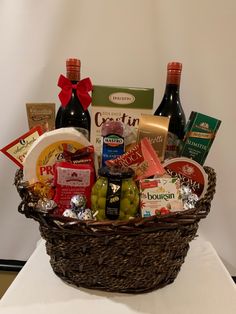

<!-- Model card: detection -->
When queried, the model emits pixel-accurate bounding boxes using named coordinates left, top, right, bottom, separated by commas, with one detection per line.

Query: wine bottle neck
left=164, top=83, right=180, bottom=96
left=67, top=72, right=80, bottom=82
left=166, top=72, right=181, bottom=84
left=69, top=81, right=79, bottom=97
left=66, top=58, right=81, bottom=82
left=70, top=80, right=79, bottom=85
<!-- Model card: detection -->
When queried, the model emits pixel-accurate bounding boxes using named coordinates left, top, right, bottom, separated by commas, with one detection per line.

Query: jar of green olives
left=91, top=166, right=139, bottom=220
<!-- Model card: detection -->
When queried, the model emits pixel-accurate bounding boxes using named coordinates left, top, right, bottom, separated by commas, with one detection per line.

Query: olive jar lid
left=98, top=166, right=134, bottom=179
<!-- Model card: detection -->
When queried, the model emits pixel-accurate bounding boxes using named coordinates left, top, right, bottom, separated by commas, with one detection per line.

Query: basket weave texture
left=15, top=166, right=216, bottom=294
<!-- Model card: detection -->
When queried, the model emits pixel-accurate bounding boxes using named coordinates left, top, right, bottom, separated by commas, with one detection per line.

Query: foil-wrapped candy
left=183, top=193, right=199, bottom=210
left=62, top=207, right=94, bottom=220
left=29, top=181, right=55, bottom=199
left=61, top=195, right=94, bottom=220
left=35, top=198, right=57, bottom=214
left=77, top=208, right=94, bottom=220
left=63, top=209, right=78, bottom=219
left=180, top=185, right=199, bottom=210
left=70, top=194, right=87, bottom=211
left=180, top=185, right=192, bottom=200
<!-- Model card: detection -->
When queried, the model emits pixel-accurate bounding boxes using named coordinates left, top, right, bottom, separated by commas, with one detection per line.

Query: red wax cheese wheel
left=163, top=157, right=208, bottom=199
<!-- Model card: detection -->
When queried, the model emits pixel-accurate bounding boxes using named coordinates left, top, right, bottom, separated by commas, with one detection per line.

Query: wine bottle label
left=165, top=132, right=180, bottom=159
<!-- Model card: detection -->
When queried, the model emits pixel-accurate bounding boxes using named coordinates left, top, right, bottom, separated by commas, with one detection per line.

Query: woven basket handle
left=194, top=166, right=216, bottom=219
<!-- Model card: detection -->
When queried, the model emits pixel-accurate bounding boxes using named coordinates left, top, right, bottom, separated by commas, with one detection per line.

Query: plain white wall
left=0, top=0, right=235, bottom=274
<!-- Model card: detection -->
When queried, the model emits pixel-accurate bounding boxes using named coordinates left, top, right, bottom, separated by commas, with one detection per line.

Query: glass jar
left=91, top=166, right=139, bottom=220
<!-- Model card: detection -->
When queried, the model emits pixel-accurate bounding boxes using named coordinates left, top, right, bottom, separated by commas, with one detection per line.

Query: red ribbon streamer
left=58, top=74, right=92, bottom=111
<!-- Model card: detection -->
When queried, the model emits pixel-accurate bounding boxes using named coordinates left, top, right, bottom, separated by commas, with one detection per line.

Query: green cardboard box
left=180, top=111, right=221, bottom=164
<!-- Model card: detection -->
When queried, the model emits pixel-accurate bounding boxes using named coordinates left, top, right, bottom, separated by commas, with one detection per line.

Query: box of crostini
left=91, top=85, right=154, bottom=161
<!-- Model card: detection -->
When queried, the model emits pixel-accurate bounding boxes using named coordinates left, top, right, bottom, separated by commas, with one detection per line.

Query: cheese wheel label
left=36, top=140, right=84, bottom=181
left=23, top=128, right=91, bottom=183
left=163, top=157, right=208, bottom=199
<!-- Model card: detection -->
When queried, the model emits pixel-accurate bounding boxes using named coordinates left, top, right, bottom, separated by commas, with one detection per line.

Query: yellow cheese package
left=23, top=127, right=91, bottom=183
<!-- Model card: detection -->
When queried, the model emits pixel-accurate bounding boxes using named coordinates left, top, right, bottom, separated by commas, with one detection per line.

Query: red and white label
left=163, top=157, right=208, bottom=198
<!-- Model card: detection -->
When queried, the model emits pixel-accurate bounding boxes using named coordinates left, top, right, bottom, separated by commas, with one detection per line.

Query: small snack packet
left=1, top=125, right=43, bottom=168
left=106, top=137, right=165, bottom=180
left=63, top=144, right=99, bottom=178
left=26, top=103, right=55, bottom=132
left=63, top=144, right=95, bottom=165
left=53, top=162, right=95, bottom=215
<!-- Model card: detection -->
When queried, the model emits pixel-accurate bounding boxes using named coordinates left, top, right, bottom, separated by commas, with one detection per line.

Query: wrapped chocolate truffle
left=63, top=209, right=78, bottom=219
left=35, top=198, right=57, bottom=214
left=70, top=194, right=87, bottom=211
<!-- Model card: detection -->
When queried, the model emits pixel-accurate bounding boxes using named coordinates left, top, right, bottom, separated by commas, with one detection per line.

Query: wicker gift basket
left=15, top=165, right=216, bottom=294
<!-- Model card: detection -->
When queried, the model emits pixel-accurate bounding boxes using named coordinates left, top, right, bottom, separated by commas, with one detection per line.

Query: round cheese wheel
left=163, top=157, right=208, bottom=199
left=23, top=128, right=90, bottom=183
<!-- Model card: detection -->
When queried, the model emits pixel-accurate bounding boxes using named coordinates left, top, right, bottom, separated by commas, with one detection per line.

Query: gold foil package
left=137, top=114, right=170, bottom=162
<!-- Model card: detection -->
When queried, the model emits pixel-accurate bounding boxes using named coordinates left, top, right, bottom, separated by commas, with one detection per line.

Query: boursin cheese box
left=139, top=177, right=183, bottom=218
left=91, top=85, right=154, bottom=158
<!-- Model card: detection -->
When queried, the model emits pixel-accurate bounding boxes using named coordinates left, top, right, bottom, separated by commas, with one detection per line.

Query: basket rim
left=15, top=166, right=216, bottom=232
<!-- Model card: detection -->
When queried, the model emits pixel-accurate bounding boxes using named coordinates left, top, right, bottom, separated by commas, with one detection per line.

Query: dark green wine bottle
left=55, top=58, right=91, bottom=140
left=154, top=62, right=186, bottom=159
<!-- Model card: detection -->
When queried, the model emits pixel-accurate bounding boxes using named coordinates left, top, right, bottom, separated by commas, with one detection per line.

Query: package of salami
left=53, top=161, right=95, bottom=215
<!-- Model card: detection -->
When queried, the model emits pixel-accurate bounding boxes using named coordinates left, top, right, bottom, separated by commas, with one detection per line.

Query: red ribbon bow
left=58, top=74, right=92, bottom=111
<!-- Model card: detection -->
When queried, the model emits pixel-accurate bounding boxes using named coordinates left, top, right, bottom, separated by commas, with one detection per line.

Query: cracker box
left=180, top=111, right=221, bottom=165
left=91, top=85, right=154, bottom=160
left=139, top=177, right=183, bottom=217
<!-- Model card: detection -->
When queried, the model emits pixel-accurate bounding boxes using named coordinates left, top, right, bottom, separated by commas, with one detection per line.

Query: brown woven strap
left=194, top=166, right=216, bottom=219
left=15, top=166, right=216, bottom=232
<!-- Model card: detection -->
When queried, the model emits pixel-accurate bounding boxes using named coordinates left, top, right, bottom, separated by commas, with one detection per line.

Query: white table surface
left=0, top=236, right=236, bottom=314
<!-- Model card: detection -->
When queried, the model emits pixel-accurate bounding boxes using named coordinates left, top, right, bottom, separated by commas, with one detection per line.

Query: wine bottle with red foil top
left=55, top=58, right=92, bottom=140
left=154, top=62, right=186, bottom=159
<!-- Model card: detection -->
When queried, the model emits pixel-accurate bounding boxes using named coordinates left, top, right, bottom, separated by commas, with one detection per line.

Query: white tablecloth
left=0, top=236, right=236, bottom=314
